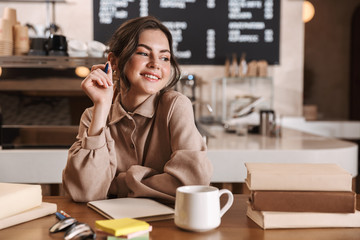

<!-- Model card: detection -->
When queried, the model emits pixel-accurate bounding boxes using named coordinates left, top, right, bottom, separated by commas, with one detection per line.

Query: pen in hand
left=103, top=62, right=109, bottom=74
left=103, top=62, right=114, bottom=88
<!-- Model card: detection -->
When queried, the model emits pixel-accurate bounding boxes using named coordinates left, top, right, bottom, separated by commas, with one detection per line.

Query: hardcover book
left=249, top=190, right=356, bottom=213
left=0, top=183, right=42, bottom=219
left=246, top=204, right=360, bottom=229
left=0, top=202, right=57, bottom=230
left=245, top=163, right=352, bottom=191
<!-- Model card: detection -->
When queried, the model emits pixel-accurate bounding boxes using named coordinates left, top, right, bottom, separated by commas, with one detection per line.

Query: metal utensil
left=49, top=217, right=77, bottom=233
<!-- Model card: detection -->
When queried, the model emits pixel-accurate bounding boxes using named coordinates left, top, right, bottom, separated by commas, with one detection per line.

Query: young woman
left=62, top=16, right=213, bottom=203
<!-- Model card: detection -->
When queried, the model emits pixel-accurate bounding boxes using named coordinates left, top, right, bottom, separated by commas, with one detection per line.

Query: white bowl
left=87, top=40, right=106, bottom=57
left=68, top=39, right=87, bottom=52
left=87, top=40, right=106, bottom=52
left=68, top=50, right=88, bottom=57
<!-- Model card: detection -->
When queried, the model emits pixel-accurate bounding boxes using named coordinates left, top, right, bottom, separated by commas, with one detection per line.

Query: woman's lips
left=142, top=73, right=161, bottom=81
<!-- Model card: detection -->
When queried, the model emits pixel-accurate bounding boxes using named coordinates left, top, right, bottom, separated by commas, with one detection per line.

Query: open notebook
left=87, top=198, right=174, bottom=222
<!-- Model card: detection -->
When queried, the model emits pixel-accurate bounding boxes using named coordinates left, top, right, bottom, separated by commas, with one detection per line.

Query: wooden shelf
left=0, top=78, right=84, bottom=93
left=0, top=56, right=106, bottom=68
left=0, top=0, right=66, bottom=3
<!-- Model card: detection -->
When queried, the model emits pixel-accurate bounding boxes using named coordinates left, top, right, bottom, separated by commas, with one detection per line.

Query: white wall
left=0, top=0, right=304, bottom=117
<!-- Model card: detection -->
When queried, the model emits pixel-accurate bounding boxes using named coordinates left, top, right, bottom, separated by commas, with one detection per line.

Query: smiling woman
left=119, top=29, right=172, bottom=108
left=62, top=16, right=213, bottom=203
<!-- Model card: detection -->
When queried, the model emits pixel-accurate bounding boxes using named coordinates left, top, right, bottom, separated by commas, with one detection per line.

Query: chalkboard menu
left=93, top=0, right=280, bottom=65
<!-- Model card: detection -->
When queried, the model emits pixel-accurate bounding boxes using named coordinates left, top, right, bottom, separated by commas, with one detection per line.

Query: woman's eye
left=161, top=56, right=170, bottom=61
left=137, top=52, right=148, bottom=56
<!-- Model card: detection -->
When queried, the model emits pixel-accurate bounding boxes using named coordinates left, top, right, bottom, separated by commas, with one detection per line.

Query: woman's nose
left=147, top=58, right=160, bottom=69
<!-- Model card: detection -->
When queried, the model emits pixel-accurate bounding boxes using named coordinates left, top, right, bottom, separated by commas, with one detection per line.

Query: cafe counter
left=0, top=127, right=358, bottom=184
left=205, top=126, right=358, bottom=183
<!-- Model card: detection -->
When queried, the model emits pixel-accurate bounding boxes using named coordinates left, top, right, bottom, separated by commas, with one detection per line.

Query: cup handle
left=218, top=189, right=234, bottom=218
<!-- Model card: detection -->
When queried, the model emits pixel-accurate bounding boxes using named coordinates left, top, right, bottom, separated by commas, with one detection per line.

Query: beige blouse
left=62, top=90, right=213, bottom=202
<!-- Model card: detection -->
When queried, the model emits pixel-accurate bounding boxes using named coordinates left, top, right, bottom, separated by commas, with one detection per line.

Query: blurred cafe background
left=0, top=0, right=360, bottom=195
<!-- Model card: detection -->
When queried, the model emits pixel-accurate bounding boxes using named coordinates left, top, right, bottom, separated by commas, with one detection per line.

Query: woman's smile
left=141, top=72, right=161, bottom=81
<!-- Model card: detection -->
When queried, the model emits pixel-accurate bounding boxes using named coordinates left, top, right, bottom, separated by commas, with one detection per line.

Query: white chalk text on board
left=93, top=0, right=280, bottom=65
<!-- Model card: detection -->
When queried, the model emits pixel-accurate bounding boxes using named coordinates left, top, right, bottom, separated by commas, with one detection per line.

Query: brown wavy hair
left=107, top=16, right=181, bottom=93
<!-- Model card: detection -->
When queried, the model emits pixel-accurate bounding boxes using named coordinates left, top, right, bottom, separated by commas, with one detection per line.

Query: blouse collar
left=108, top=92, right=159, bottom=125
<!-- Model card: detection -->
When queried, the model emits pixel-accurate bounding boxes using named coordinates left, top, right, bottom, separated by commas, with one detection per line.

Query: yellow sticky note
left=95, top=218, right=149, bottom=236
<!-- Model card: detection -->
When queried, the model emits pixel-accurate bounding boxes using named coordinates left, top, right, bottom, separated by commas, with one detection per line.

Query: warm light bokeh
left=303, top=1, right=315, bottom=23
left=75, top=66, right=90, bottom=78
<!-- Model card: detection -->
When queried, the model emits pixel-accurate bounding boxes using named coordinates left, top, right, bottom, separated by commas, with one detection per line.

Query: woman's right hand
left=82, top=62, right=115, bottom=136
left=81, top=62, right=114, bottom=106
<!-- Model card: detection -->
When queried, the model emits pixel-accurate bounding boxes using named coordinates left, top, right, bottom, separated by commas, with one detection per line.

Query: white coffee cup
left=174, top=185, right=234, bottom=232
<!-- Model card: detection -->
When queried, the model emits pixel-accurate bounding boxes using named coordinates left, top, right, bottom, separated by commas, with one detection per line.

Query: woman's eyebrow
left=137, top=43, right=170, bottom=53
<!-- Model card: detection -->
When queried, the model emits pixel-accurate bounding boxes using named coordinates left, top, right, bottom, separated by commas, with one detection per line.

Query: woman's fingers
left=92, top=71, right=108, bottom=87
left=90, top=64, right=105, bottom=72
left=81, top=62, right=115, bottom=98
left=89, top=66, right=113, bottom=88
left=80, top=63, right=115, bottom=105
left=94, top=77, right=106, bottom=87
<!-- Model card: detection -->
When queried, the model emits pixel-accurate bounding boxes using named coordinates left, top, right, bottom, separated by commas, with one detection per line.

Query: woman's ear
left=107, top=52, right=118, bottom=71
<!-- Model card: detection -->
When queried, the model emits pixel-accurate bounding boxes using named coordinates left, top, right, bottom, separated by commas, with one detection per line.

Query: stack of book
left=245, top=163, right=360, bottom=229
left=0, top=182, right=57, bottom=230
left=95, top=218, right=152, bottom=240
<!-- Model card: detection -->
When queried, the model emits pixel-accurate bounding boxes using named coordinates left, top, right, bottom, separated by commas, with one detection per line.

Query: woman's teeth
left=144, top=74, right=159, bottom=80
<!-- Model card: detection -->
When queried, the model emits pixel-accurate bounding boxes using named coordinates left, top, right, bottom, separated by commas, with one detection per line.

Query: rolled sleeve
left=81, top=127, right=107, bottom=150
